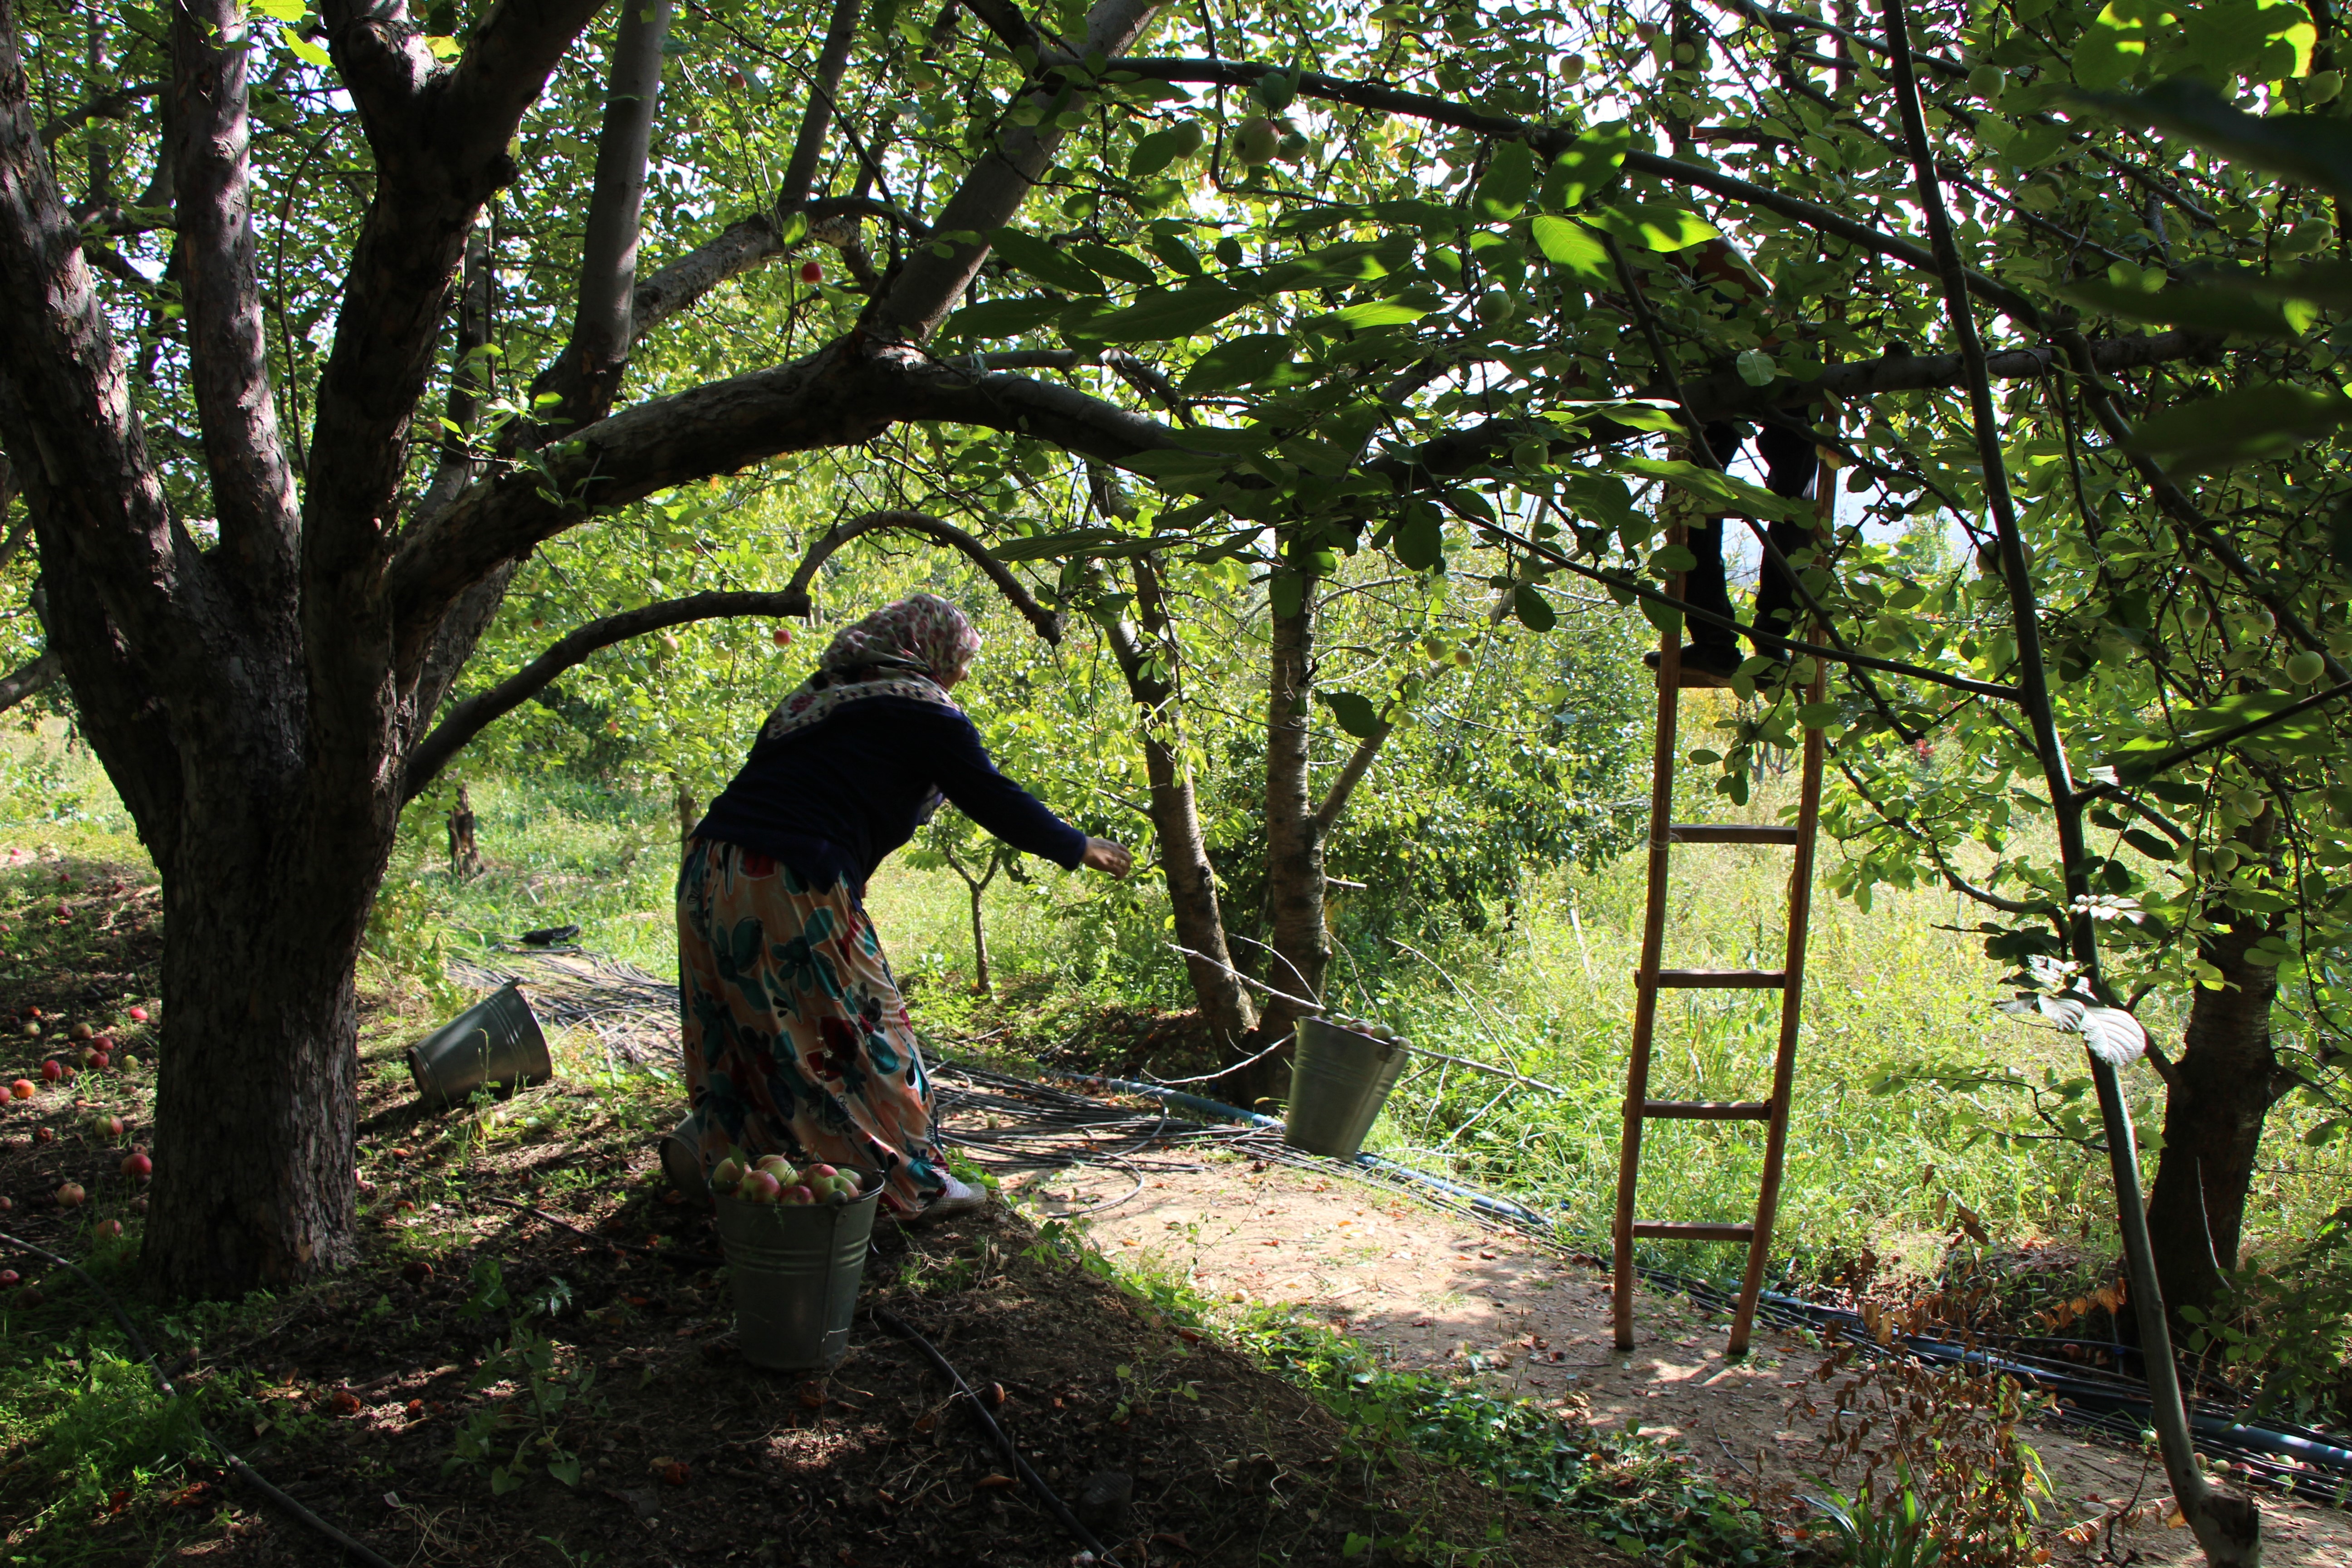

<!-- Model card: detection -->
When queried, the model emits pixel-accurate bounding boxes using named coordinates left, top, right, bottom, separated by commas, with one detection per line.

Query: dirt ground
left=1000, top=1153, right=2352, bottom=1567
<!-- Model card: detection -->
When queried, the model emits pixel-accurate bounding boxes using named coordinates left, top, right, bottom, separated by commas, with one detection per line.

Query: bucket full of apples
left=1284, top=1014, right=1415, bottom=1159
left=710, top=1153, right=882, bottom=1371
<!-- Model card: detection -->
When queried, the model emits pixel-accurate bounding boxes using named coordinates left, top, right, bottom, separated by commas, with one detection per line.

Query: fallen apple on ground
left=8, top=1079, right=31, bottom=1100
left=0, top=1269, right=16, bottom=1289
left=95, top=1218, right=123, bottom=1239
left=122, top=1151, right=152, bottom=1179
left=38, top=1060, right=61, bottom=1083
left=55, top=1181, right=85, bottom=1207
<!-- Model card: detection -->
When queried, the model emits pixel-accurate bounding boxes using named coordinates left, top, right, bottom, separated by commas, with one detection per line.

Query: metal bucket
left=714, top=1172, right=882, bottom=1371
left=406, top=983, right=552, bottom=1103
left=1284, top=1016, right=1410, bottom=1158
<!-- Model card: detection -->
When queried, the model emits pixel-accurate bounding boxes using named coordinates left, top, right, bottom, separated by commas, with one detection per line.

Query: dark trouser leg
left=1748, top=417, right=1823, bottom=654
left=1682, top=516, right=1740, bottom=657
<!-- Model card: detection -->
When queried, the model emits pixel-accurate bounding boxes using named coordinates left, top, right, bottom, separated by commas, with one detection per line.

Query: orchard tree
left=10, top=0, right=2350, bottom=1549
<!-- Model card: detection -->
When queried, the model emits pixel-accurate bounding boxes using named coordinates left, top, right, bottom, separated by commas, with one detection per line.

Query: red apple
left=68, top=1022, right=93, bottom=1042
left=9, top=1080, right=31, bottom=1100
left=54, top=1181, right=85, bottom=1207
left=39, top=1060, right=61, bottom=1083
left=799, top=1163, right=837, bottom=1182
left=799, top=260, right=823, bottom=284
left=122, top=1152, right=152, bottom=1179
left=771, top=626, right=792, bottom=647
left=0, top=1269, right=18, bottom=1288
left=22, top=1005, right=39, bottom=1019
left=95, top=1218, right=123, bottom=1239
left=781, top=1184, right=815, bottom=1206
left=32, top=1127, right=54, bottom=1144
left=127, top=1006, right=148, bottom=1023
left=740, top=1169, right=782, bottom=1203
left=0, top=1196, right=13, bottom=1212
left=88, top=1052, right=108, bottom=1072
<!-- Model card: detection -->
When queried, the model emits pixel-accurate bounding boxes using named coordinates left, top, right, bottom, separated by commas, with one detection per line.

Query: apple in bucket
left=711, top=1150, right=867, bottom=1206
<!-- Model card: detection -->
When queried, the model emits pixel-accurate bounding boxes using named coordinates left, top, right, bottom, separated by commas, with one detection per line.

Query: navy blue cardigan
left=692, top=695, right=1088, bottom=895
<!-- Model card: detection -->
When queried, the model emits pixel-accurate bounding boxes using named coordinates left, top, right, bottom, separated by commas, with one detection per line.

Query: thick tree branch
left=402, top=590, right=806, bottom=800
left=627, top=197, right=928, bottom=348
left=1314, top=715, right=1393, bottom=834
left=0, top=644, right=53, bottom=711
left=776, top=0, right=862, bottom=212
left=531, top=0, right=675, bottom=434
left=0, top=0, right=210, bottom=697
left=962, top=0, right=1052, bottom=59
left=867, top=0, right=1166, bottom=343
left=172, top=0, right=300, bottom=612
left=781, top=508, right=1063, bottom=643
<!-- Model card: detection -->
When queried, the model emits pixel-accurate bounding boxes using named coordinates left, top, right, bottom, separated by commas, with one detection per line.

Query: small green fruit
left=1169, top=119, right=1205, bottom=158
left=2287, top=649, right=2327, bottom=685
left=1557, top=53, right=1586, bottom=81
left=1233, top=116, right=1279, bottom=165
left=1476, top=288, right=1517, bottom=326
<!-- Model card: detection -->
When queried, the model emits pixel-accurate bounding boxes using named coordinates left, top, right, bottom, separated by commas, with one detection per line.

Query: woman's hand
left=1082, top=838, right=1133, bottom=878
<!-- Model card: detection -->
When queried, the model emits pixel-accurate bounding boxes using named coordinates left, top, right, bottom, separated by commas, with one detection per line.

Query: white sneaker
left=904, top=1172, right=989, bottom=1226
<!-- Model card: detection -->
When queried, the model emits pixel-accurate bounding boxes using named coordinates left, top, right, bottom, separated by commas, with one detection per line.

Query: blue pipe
left=1048, top=1068, right=2352, bottom=1480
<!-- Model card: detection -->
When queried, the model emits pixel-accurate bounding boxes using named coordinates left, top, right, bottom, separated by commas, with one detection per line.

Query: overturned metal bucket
left=1283, top=1016, right=1410, bottom=1159
left=406, top=983, right=552, bottom=1103
left=715, top=1173, right=882, bottom=1371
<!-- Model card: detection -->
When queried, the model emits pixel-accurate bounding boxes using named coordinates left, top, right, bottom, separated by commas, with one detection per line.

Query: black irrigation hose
left=0, top=1232, right=400, bottom=1568
left=1037, top=1072, right=2352, bottom=1494
left=870, top=1305, right=1126, bottom=1566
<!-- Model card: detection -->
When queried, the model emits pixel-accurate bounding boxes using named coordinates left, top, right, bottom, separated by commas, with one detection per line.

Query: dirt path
left=998, top=1153, right=2352, bottom=1566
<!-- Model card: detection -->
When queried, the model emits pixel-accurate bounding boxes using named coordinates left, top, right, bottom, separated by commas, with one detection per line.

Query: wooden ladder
left=1610, top=503, right=1830, bottom=1360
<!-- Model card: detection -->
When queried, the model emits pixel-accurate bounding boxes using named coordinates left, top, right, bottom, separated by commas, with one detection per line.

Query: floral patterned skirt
left=675, top=836, right=946, bottom=1215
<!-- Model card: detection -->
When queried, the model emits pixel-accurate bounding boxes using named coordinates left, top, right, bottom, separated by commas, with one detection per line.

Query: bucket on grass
left=1284, top=1015, right=1411, bottom=1159
left=406, top=983, right=552, bottom=1103
left=715, top=1171, right=883, bottom=1371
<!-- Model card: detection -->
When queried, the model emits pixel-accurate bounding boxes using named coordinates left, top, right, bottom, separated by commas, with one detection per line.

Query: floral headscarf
left=818, top=592, right=982, bottom=683
left=758, top=593, right=982, bottom=747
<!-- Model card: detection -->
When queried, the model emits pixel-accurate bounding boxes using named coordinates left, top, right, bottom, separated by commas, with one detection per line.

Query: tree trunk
left=143, top=818, right=380, bottom=1298
left=1245, top=567, right=1328, bottom=1107
left=1100, top=559, right=1259, bottom=1067
left=968, top=878, right=991, bottom=997
left=2145, top=911, right=2285, bottom=1335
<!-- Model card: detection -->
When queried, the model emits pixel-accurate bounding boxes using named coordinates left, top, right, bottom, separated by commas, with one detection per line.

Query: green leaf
left=1330, top=298, right=1428, bottom=328
left=1181, top=332, right=1293, bottom=392
left=989, top=526, right=1142, bottom=562
left=1586, top=202, right=1719, bottom=252
left=1074, top=285, right=1251, bottom=340
left=2073, top=0, right=2177, bottom=90
left=1528, top=215, right=1613, bottom=284
left=1512, top=583, right=1557, bottom=631
left=989, top=226, right=1105, bottom=294
left=2122, top=382, right=2352, bottom=471
left=1394, top=509, right=1445, bottom=570
left=1147, top=230, right=1205, bottom=277
left=287, top=33, right=333, bottom=66
left=1622, top=456, right=1803, bottom=518
left=1735, top=349, right=1777, bottom=387
left=1474, top=137, right=1536, bottom=222
left=2054, top=276, right=2316, bottom=334
left=1127, top=127, right=1185, bottom=179
left=2085, top=77, right=2352, bottom=200
left=251, top=0, right=304, bottom=17
left=1316, top=689, right=1386, bottom=738
left=776, top=210, right=810, bottom=245
left=1540, top=119, right=1631, bottom=210
left=1072, top=242, right=1157, bottom=286
left=939, top=295, right=1071, bottom=340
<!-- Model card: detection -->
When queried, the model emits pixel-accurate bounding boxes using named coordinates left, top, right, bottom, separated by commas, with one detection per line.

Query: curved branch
left=39, top=81, right=161, bottom=147
left=782, top=508, right=1063, bottom=644
left=627, top=197, right=931, bottom=349
left=402, top=589, right=806, bottom=802
left=0, top=646, right=56, bottom=713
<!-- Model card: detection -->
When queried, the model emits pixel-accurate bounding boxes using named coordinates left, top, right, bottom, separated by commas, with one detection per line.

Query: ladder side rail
left=1612, top=534, right=1687, bottom=1351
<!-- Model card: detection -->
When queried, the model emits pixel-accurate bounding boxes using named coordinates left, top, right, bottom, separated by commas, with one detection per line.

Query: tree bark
left=1099, top=558, right=1259, bottom=1062
left=1245, top=560, right=1329, bottom=1106
left=2146, top=911, right=2287, bottom=1334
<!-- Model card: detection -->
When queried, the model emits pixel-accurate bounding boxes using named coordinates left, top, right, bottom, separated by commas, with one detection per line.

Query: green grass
left=20, top=736, right=2352, bottom=1296
left=0, top=721, right=148, bottom=868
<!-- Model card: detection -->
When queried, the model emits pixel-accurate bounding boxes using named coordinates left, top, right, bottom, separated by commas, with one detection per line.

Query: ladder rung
left=1666, top=823, right=1803, bottom=845
left=1651, top=969, right=1788, bottom=989
left=1632, top=1221, right=1755, bottom=1242
left=1642, top=1099, right=1774, bottom=1121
